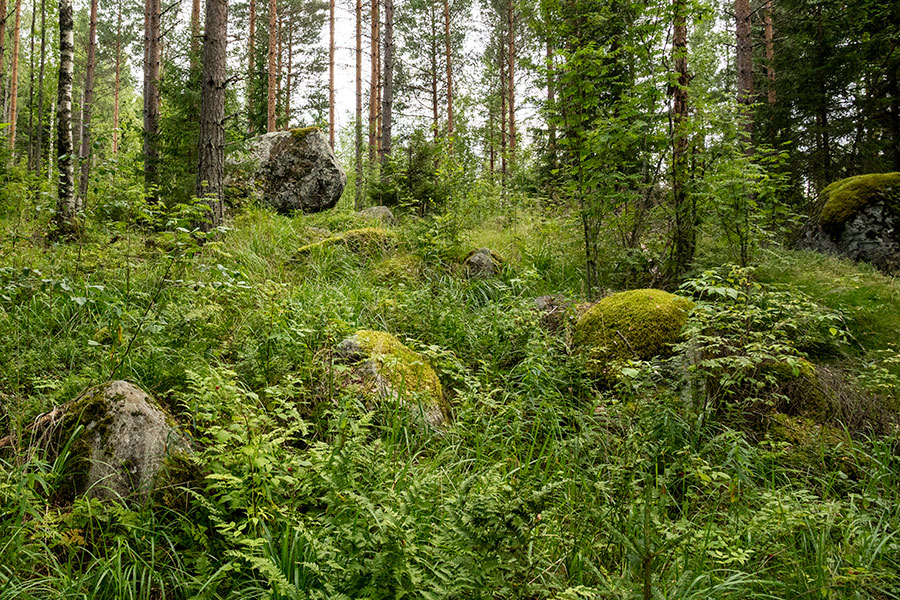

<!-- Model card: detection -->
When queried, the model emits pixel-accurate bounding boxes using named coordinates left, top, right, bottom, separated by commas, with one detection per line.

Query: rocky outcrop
left=801, top=173, right=900, bottom=272
left=335, top=330, right=446, bottom=428
left=228, top=127, right=346, bottom=214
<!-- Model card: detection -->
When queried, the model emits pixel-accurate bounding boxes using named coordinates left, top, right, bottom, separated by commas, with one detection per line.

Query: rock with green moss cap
left=463, top=248, right=503, bottom=278
left=573, top=289, right=693, bottom=363
left=802, top=172, right=900, bottom=271
left=47, top=381, right=190, bottom=503
left=335, top=330, right=446, bottom=428
left=227, top=127, right=346, bottom=214
left=296, top=227, right=397, bottom=256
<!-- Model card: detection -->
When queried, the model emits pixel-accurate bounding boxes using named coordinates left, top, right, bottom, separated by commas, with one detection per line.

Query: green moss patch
left=290, top=126, right=322, bottom=139
left=296, top=227, right=397, bottom=256
left=573, top=289, right=693, bottom=362
left=353, top=330, right=444, bottom=404
left=371, top=253, right=424, bottom=282
left=819, top=172, right=900, bottom=229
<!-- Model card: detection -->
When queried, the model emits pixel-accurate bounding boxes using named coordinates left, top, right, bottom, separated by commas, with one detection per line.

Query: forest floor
left=2, top=187, right=900, bottom=599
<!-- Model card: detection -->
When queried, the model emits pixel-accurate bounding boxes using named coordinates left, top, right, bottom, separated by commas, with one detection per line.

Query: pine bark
left=191, top=0, right=201, bottom=70
left=285, top=8, right=292, bottom=127
left=355, top=0, right=363, bottom=207
left=735, top=0, right=753, bottom=138
left=0, top=0, right=7, bottom=119
left=368, top=0, right=380, bottom=160
left=267, top=0, right=276, bottom=131
left=143, top=0, right=161, bottom=201
left=506, top=0, right=515, bottom=160
left=276, top=10, right=282, bottom=124
left=35, top=0, right=46, bottom=170
left=429, top=1, right=438, bottom=142
left=197, top=0, right=228, bottom=230
left=670, top=0, right=693, bottom=280
left=443, top=0, right=453, bottom=142
left=78, top=0, right=99, bottom=202
left=499, top=27, right=507, bottom=183
left=247, top=0, right=255, bottom=132
left=54, top=0, right=77, bottom=235
left=26, top=1, right=35, bottom=169
left=113, top=0, right=121, bottom=153
left=328, top=0, right=335, bottom=146
left=8, top=0, right=22, bottom=152
left=380, top=0, right=393, bottom=160
left=764, top=0, right=775, bottom=105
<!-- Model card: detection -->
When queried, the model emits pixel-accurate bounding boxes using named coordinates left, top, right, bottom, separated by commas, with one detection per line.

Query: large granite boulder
left=46, top=381, right=189, bottom=502
left=229, top=127, right=346, bottom=214
left=335, top=330, right=447, bottom=428
left=801, top=173, right=900, bottom=271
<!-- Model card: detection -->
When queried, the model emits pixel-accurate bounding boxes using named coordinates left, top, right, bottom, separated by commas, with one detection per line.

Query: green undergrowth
left=2, top=196, right=900, bottom=599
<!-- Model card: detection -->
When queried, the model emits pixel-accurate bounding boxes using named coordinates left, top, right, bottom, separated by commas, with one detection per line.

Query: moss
left=296, top=227, right=397, bottom=256
left=54, top=387, right=117, bottom=502
left=764, top=359, right=829, bottom=418
left=763, top=414, right=860, bottom=481
left=372, top=253, right=424, bottom=282
left=151, top=452, right=204, bottom=511
left=819, top=172, right=900, bottom=229
left=573, top=289, right=693, bottom=363
left=290, top=126, right=321, bottom=139
left=352, top=329, right=444, bottom=409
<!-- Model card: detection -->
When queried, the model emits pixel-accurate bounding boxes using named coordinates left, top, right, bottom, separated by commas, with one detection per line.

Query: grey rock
left=464, top=248, right=502, bottom=278
left=230, top=128, right=346, bottom=214
left=357, top=206, right=398, bottom=225
left=801, top=200, right=900, bottom=272
left=63, top=381, right=189, bottom=502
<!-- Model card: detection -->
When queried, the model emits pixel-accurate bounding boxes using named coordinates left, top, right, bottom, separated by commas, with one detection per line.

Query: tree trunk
left=670, top=0, right=693, bottom=280
left=546, top=37, right=556, bottom=175
left=0, top=0, right=7, bottom=124
left=429, top=0, right=438, bottom=143
left=328, top=0, right=335, bottom=146
left=735, top=0, right=753, bottom=139
left=267, top=0, right=276, bottom=131
left=354, top=0, right=363, bottom=207
left=35, top=0, right=46, bottom=170
left=380, top=0, right=392, bottom=160
left=764, top=0, right=775, bottom=106
left=54, top=0, right=77, bottom=236
left=368, top=0, right=379, bottom=161
left=276, top=9, right=282, bottom=125
left=443, top=0, right=453, bottom=143
left=506, top=0, right=515, bottom=160
left=144, top=0, right=160, bottom=201
left=247, top=0, right=255, bottom=132
left=285, top=7, right=292, bottom=127
left=197, top=0, right=228, bottom=230
left=191, top=0, right=201, bottom=70
left=26, top=1, right=35, bottom=169
left=499, top=27, right=507, bottom=185
left=113, top=0, right=121, bottom=153
left=8, top=0, right=22, bottom=152
left=78, top=0, right=99, bottom=202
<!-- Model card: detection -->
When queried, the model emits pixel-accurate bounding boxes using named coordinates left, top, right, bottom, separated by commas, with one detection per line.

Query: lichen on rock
left=573, top=289, right=694, bottom=363
left=335, top=330, right=446, bottom=428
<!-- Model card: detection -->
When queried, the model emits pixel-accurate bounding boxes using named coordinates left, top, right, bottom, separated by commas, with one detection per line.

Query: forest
left=1, top=0, right=900, bottom=596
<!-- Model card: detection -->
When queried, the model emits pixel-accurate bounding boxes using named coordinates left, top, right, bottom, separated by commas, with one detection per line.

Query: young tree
left=197, top=0, right=228, bottom=230
left=669, top=0, right=694, bottom=280
left=54, top=0, right=77, bottom=236
left=369, top=0, right=380, bottom=161
left=443, top=0, right=452, bottom=141
left=78, top=0, right=100, bottom=201
left=34, top=0, right=47, bottom=169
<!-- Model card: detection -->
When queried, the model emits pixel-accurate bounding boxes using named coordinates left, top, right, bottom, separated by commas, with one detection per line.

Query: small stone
left=464, top=248, right=502, bottom=278
left=357, top=206, right=398, bottom=226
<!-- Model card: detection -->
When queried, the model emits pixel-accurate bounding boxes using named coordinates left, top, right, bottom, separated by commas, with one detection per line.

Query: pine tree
left=197, top=0, right=228, bottom=230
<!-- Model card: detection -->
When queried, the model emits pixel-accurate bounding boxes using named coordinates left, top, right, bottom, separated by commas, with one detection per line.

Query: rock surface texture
left=60, top=380, right=188, bottom=501
left=357, top=206, right=398, bottom=225
left=230, top=128, right=346, bottom=214
left=801, top=173, right=900, bottom=272
left=464, top=248, right=503, bottom=278
left=336, top=330, right=446, bottom=428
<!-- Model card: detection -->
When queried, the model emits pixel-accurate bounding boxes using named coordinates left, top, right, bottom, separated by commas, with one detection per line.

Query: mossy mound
left=820, top=172, right=900, bottom=229
left=296, top=227, right=398, bottom=256
left=336, top=330, right=446, bottom=427
left=573, top=289, right=693, bottom=362
left=763, top=414, right=860, bottom=481
left=372, top=253, right=424, bottom=282
left=463, top=248, right=504, bottom=278
left=764, top=359, right=829, bottom=418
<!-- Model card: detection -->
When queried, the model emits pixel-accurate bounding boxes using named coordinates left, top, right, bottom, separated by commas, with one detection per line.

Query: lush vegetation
left=2, top=161, right=900, bottom=598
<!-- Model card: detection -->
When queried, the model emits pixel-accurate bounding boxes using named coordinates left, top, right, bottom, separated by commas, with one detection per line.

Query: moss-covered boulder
left=463, top=248, right=503, bottom=278
left=357, top=205, right=398, bottom=226
left=802, top=173, right=900, bottom=271
left=227, top=127, right=346, bottom=214
left=296, top=227, right=398, bottom=256
left=335, top=330, right=446, bottom=428
left=48, top=381, right=190, bottom=502
left=372, top=253, right=424, bottom=282
left=573, top=289, right=693, bottom=363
